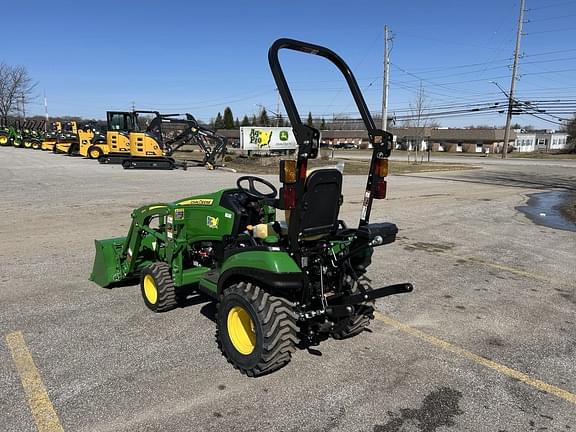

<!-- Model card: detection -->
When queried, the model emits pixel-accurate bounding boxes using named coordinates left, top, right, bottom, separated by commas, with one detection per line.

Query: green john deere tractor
left=90, top=38, right=413, bottom=376
left=0, top=122, right=21, bottom=147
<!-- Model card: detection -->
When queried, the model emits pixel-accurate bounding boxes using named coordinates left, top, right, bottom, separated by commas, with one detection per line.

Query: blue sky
left=3, top=0, right=576, bottom=129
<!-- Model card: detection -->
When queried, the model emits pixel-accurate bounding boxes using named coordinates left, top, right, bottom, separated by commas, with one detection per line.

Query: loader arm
left=120, top=205, right=174, bottom=276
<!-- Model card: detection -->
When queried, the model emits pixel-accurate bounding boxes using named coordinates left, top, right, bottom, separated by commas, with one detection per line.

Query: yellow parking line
left=374, top=312, right=576, bottom=406
left=5, top=331, right=64, bottom=432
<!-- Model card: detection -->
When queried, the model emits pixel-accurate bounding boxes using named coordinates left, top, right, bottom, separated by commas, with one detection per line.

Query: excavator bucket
left=89, top=237, right=127, bottom=287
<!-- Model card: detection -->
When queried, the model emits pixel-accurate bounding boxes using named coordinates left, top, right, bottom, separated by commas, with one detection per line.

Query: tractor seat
left=298, top=169, right=343, bottom=238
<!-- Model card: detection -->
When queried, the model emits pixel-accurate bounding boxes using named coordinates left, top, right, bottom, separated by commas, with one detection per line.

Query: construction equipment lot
left=1, top=148, right=574, bottom=432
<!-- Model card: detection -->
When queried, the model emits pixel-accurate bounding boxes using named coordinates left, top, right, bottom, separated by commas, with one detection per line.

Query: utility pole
left=502, top=0, right=525, bottom=159
left=44, top=90, right=48, bottom=132
left=381, top=25, right=391, bottom=131
left=275, top=88, right=281, bottom=127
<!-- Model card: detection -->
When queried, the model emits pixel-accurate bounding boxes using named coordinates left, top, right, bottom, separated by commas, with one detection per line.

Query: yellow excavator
left=119, top=112, right=228, bottom=170
left=68, top=110, right=227, bottom=169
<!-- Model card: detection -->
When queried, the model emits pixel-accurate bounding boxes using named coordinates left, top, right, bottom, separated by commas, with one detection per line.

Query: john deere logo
left=206, top=216, right=219, bottom=229
left=179, top=198, right=214, bottom=206
left=279, top=130, right=289, bottom=141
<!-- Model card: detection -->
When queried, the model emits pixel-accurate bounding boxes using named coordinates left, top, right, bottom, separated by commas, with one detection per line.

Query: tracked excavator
left=119, top=112, right=227, bottom=170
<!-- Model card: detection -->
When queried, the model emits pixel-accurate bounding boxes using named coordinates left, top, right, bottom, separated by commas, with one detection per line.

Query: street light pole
left=502, top=0, right=525, bottom=159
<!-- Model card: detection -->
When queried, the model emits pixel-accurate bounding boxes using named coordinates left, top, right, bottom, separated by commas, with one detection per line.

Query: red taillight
left=299, top=160, right=308, bottom=180
left=373, top=178, right=387, bottom=199
left=283, top=185, right=296, bottom=209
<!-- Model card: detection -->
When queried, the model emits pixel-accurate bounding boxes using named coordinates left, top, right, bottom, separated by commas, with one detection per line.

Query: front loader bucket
left=89, top=237, right=127, bottom=287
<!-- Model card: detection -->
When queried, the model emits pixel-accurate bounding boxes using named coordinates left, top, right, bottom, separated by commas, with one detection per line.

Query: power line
left=526, top=13, right=576, bottom=22
left=526, top=27, right=576, bottom=35
left=527, top=0, right=576, bottom=11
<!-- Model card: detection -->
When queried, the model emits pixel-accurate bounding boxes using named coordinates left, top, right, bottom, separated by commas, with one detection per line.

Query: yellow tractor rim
left=90, top=149, right=100, bottom=158
left=227, top=306, right=256, bottom=355
left=0, top=137, right=8, bottom=144
left=143, top=274, right=158, bottom=304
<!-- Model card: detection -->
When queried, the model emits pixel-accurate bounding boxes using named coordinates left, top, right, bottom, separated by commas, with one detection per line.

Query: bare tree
left=403, top=82, right=430, bottom=163
left=0, top=63, right=37, bottom=122
left=563, top=114, right=576, bottom=153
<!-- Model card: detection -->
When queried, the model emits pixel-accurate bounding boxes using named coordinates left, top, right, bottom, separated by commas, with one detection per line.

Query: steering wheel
left=236, top=175, right=278, bottom=199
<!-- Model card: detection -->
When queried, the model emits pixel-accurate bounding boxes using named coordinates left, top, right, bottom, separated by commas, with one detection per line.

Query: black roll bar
left=268, top=38, right=378, bottom=135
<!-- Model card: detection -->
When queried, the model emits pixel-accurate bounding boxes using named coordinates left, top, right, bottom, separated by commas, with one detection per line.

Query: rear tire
left=332, top=278, right=375, bottom=339
left=217, top=282, right=299, bottom=377
left=140, top=262, right=177, bottom=313
left=67, top=143, right=79, bottom=156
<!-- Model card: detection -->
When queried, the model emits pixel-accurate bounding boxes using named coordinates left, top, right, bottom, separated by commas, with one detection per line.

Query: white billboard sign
left=240, top=127, right=298, bottom=151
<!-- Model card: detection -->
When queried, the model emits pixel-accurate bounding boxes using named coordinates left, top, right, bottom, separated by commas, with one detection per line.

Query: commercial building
left=514, top=130, right=570, bottom=152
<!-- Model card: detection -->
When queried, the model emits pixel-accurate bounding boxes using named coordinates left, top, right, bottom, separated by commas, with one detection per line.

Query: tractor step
left=198, top=269, right=220, bottom=297
left=202, top=270, right=220, bottom=285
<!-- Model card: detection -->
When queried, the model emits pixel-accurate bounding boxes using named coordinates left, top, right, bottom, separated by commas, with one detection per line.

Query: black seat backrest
left=299, top=169, right=342, bottom=237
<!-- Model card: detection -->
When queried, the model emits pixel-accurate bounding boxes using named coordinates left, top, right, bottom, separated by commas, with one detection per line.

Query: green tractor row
left=90, top=38, right=413, bottom=376
left=0, top=120, right=46, bottom=148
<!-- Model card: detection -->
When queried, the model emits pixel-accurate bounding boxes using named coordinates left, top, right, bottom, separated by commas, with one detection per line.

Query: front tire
left=87, top=145, right=103, bottom=159
left=217, top=282, right=299, bottom=377
left=140, top=262, right=177, bottom=312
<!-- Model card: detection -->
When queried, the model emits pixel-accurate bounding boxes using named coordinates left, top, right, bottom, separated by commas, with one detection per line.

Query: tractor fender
left=218, top=250, right=304, bottom=295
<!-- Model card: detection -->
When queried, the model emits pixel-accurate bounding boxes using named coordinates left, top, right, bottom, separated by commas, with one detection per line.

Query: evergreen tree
left=241, top=115, right=250, bottom=126
left=320, top=117, right=326, bottom=129
left=259, top=108, right=270, bottom=126
left=251, top=114, right=257, bottom=126
left=214, top=112, right=224, bottom=129
left=223, top=107, right=234, bottom=129
left=307, top=111, right=314, bottom=127
left=277, top=114, right=285, bottom=127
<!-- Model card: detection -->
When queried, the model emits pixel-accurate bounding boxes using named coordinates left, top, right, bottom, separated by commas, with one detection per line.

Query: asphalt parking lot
left=1, top=148, right=575, bottom=432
